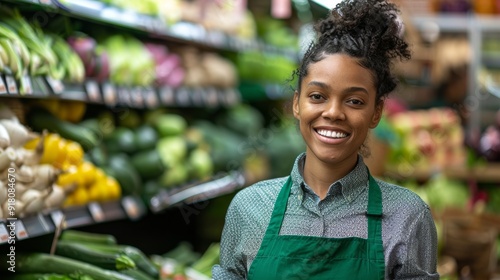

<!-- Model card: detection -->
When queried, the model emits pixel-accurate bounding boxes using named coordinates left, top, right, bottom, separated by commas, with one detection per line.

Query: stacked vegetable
left=79, top=109, right=215, bottom=204
left=6, top=229, right=220, bottom=280
left=10, top=229, right=160, bottom=280
left=151, top=241, right=220, bottom=279
left=24, top=131, right=122, bottom=207
left=21, top=107, right=122, bottom=207
left=0, top=105, right=71, bottom=218
left=0, top=6, right=85, bottom=93
left=385, top=107, right=467, bottom=171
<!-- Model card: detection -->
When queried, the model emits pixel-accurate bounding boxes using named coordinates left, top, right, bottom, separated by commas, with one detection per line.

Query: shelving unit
left=2, top=0, right=299, bottom=59
left=0, top=74, right=242, bottom=108
left=0, top=0, right=299, bottom=108
left=0, top=170, right=246, bottom=244
left=0, top=196, right=146, bottom=243
left=0, top=0, right=266, bottom=245
left=411, top=14, right=500, bottom=132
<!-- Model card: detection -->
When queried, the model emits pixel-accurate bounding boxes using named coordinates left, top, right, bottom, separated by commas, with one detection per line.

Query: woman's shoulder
left=375, top=178, right=431, bottom=213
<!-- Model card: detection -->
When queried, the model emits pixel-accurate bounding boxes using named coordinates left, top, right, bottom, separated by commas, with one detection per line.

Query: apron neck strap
left=265, top=173, right=383, bottom=240
left=366, top=173, right=383, bottom=242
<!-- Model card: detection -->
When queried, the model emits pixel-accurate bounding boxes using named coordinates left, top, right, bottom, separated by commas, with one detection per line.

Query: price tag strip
left=45, top=76, right=65, bottom=94
left=0, top=223, right=9, bottom=244
left=0, top=76, right=7, bottom=94
left=130, top=87, right=144, bottom=108
left=50, top=210, right=66, bottom=229
left=190, top=88, right=205, bottom=107
left=61, top=83, right=88, bottom=101
left=102, top=83, right=117, bottom=106
left=159, top=86, right=175, bottom=106
left=121, top=196, right=143, bottom=220
left=175, top=87, right=191, bottom=106
left=88, top=202, right=105, bottom=222
left=143, top=87, right=159, bottom=108
left=85, top=80, right=101, bottom=103
left=5, top=75, right=18, bottom=94
left=20, top=75, right=33, bottom=95
left=118, top=87, right=131, bottom=106
left=205, top=87, right=219, bottom=107
left=32, top=76, right=50, bottom=96
left=15, top=220, right=29, bottom=240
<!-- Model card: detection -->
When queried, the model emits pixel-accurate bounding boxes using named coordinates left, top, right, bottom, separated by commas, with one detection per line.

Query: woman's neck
left=302, top=154, right=357, bottom=200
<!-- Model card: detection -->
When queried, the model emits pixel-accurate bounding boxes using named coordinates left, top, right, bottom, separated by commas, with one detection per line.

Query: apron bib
left=248, top=174, right=385, bottom=280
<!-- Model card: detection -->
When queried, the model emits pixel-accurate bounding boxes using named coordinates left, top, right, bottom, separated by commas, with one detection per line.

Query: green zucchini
left=55, top=240, right=135, bottom=271
left=119, top=268, right=156, bottom=280
left=15, top=253, right=135, bottom=280
left=68, top=242, right=159, bottom=279
left=27, top=108, right=98, bottom=151
left=9, top=273, right=73, bottom=280
left=60, top=229, right=117, bottom=245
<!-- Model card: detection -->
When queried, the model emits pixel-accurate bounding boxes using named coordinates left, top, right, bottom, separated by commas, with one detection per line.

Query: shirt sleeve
left=393, top=206, right=440, bottom=280
left=212, top=195, right=247, bottom=280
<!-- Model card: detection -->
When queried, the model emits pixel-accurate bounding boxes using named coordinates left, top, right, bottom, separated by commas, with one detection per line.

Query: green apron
left=247, top=175, right=385, bottom=280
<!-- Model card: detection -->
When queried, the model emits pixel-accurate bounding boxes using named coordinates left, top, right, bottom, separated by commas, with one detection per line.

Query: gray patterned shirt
left=212, top=152, right=439, bottom=279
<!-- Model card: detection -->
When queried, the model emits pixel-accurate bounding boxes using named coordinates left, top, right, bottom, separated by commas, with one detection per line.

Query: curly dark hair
left=295, top=0, right=411, bottom=102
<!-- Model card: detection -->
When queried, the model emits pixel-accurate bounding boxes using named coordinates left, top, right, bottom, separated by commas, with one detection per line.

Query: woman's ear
left=369, top=100, right=384, bottom=128
left=293, top=91, right=300, bottom=119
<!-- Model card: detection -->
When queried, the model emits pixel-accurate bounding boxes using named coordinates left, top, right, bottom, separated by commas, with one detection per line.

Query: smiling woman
left=212, top=0, right=439, bottom=279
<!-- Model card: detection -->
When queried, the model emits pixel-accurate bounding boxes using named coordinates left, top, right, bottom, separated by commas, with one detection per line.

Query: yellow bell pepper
left=77, top=161, right=97, bottom=187
left=63, top=100, right=87, bottom=123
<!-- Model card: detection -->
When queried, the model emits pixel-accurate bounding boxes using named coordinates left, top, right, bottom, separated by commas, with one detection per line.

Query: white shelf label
left=50, top=210, right=66, bottom=229
left=88, top=202, right=104, bottom=222
left=15, top=220, right=28, bottom=240
left=5, top=75, right=17, bottom=94
left=122, top=197, right=140, bottom=220
left=46, top=76, right=65, bottom=94
left=0, top=77, right=7, bottom=94
left=86, top=80, right=101, bottom=102
left=0, top=223, right=9, bottom=244
left=21, top=75, right=33, bottom=95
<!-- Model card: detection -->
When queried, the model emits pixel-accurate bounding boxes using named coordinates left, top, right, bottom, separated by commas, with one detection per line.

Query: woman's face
left=293, top=53, right=383, bottom=167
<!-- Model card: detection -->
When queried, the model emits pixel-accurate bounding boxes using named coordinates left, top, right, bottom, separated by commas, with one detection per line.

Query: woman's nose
left=322, top=100, right=346, bottom=121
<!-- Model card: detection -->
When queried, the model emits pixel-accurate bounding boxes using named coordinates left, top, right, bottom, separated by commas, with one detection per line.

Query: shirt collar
left=289, top=152, right=369, bottom=203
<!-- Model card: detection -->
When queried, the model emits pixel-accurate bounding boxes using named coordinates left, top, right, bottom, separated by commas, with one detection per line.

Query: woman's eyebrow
left=307, top=81, right=368, bottom=95
left=306, top=81, right=331, bottom=90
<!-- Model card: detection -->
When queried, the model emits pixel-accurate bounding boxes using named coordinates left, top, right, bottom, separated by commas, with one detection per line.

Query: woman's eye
left=310, top=94, right=323, bottom=100
left=348, top=99, right=364, bottom=105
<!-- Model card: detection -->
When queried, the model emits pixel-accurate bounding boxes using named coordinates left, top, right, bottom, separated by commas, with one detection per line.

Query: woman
left=212, top=0, right=439, bottom=279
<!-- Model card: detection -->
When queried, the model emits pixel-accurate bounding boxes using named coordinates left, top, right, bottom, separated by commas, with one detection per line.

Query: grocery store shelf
left=0, top=75, right=241, bottom=108
left=411, top=14, right=472, bottom=32
left=0, top=195, right=146, bottom=244
left=149, top=171, right=246, bottom=213
left=2, top=0, right=299, bottom=61
left=411, top=14, right=500, bottom=33
left=385, top=163, right=500, bottom=183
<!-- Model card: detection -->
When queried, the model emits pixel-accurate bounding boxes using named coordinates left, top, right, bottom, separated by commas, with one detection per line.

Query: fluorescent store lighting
left=311, top=0, right=343, bottom=9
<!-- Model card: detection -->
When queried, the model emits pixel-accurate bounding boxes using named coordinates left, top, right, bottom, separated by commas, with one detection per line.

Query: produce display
left=0, top=6, right=85, bottom=94
left=2, top=229, right=219, bottom=280
left=381, top=107, right=467, bottom=171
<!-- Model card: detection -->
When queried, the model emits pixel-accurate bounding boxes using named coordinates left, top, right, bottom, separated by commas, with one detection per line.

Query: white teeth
left=317, top=129, right=347, bottom=138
